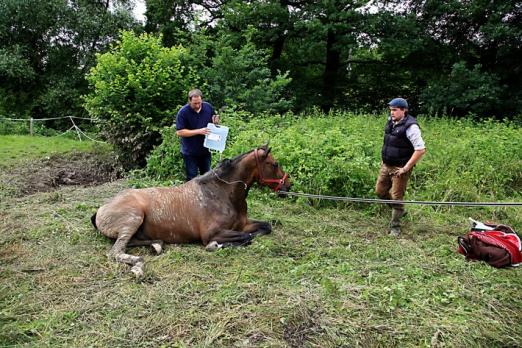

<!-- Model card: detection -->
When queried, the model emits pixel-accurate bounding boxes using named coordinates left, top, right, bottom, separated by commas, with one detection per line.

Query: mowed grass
left=1, top=183, right=521, bottom=347
left=1, top=134, right=521, bottom=347
left=0, top=135, right=105, bottom=167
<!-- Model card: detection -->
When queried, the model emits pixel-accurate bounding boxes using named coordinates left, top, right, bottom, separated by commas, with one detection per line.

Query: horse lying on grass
left=91, top=145, right=291, bottom=277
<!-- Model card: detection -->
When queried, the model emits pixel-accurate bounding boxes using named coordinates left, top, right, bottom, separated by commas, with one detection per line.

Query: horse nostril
left=277, top=184, right=291, bottom=198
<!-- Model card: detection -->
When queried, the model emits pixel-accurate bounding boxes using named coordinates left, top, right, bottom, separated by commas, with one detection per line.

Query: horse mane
left=196, top=149, right=255, bottom=183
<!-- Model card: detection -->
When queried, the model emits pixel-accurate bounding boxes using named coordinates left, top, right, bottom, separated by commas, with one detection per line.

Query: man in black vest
left=376, top=98, right=426, bottom=236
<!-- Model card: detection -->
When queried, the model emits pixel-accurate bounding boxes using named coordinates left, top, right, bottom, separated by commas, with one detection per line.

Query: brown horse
left=91, top=145, right=290, bottom=277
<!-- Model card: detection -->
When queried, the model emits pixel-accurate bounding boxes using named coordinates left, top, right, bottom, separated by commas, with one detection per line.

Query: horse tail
left=91, top=213, right=97, bottom=230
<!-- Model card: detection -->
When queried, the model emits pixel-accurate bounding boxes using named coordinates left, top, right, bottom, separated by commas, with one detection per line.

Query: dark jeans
left=183, top=153, right=212, bottom=181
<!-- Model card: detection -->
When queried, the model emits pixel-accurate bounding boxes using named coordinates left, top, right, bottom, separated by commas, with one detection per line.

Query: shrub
left=420, top=62, right=503, bottom=117
left=145, top=125, right=185, bottom=182
left=83, top=31, right=199, bottom=169
left=146, top=111, right=522, bottom=207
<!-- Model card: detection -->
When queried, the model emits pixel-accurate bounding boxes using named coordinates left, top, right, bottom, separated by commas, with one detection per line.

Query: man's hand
left=198, top=127, right=210, bottom=135
left=393, top=166, right=410, bottom=177
left=212, top=114, right=220, bottom=124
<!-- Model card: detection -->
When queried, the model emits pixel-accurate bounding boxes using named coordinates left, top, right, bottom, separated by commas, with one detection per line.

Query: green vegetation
left=148, top=112, right=522, bottom=205
left=2, top=1, right=521, bottom=123
left=0, top=0, right=137, bottom=120
left=1, top=120, right=521, bottom=347
left=0, top=135, right=104, bottom=167
left=1, top=182, right=521, bottom=347
left=84, top=31, right=199, bottom=169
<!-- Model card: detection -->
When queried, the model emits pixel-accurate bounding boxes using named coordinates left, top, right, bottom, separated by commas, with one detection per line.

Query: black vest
left=381, top=115, right=419, bottom=166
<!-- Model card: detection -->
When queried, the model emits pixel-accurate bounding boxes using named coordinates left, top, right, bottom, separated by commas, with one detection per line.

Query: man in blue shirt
left=176, top=89, right=219, bottom=181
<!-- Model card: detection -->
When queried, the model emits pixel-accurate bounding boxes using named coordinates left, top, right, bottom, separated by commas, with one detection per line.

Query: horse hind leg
left=205, top=230, right=254, bottom=251
left=105, top=215, right=146, bottom=278
left=127, top=238, right=165, bottom=255
left=243, top=219, right=272, bottom=237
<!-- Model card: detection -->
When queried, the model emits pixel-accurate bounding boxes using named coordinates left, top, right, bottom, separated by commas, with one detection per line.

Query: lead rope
left=213, top=171, right=247, bottom=190
left=277, top=191, right=522, bottom=207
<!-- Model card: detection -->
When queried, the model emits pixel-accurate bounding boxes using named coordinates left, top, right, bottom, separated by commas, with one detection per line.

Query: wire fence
left=0, top=115, right=104, bottom=142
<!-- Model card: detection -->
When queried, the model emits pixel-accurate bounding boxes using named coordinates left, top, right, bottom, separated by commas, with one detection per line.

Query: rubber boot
left=389, top=208, right=404, bottom=236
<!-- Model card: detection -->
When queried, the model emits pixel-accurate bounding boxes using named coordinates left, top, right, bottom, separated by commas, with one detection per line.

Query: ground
left=0, top=151, right=123, bottom=197
left=1, top=153, right=521, bottom=347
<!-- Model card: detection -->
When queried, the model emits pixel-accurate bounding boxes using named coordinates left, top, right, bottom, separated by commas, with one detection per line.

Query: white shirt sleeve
left=406, top=125, right=425, bottom=150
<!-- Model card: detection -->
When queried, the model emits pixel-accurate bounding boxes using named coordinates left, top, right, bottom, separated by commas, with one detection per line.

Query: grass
left=0, top=134, right=521, bottom=347
left=0, top=135, right=106, bottom=167
left=1, top=184, right=521, bottom=347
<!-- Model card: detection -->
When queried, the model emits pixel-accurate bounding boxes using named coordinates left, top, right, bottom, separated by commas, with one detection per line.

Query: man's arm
left=176, top=128, right=210, bottom=137
left=395, top=124, right=426, bottom=175
left=175, top=107, right=210, bottom=137
left=404, top=149, right=425, bottom=170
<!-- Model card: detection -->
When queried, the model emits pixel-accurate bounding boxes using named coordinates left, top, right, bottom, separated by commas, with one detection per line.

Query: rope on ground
left=278, top=191, right=522, bottom=207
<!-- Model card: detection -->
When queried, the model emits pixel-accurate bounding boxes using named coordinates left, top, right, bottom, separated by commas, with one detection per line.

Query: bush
left=84, top=31, right=200, bottom=169
left=420, top=62, right=503, bottom=117
left=145, top=125, right=185, bottom=182
left=147, top=111, right=522, bottom=207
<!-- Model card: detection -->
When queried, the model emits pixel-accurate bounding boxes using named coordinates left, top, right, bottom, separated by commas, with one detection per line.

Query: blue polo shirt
left=176, top=101, right=215, bottom=156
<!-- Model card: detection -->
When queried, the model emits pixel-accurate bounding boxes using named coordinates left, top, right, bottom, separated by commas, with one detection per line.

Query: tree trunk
left=321, top=29, right=340, bottom=112
left=269, top=0, right=291, bottom=76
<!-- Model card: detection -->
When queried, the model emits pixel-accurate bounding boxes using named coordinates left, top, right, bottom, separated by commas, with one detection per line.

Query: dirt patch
left=0, top=151, right=124, bottom=197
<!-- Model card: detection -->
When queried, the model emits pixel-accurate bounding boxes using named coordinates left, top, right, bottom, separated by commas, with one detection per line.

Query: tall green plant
left=84, top=31, right=199, bottom=169
left=196, top=28, right=294, bottom=114
left=147, top=111, right=522, bottom=207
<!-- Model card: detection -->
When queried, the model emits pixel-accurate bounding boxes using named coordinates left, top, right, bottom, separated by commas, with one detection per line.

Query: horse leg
left=205, top=229, right=254, bottom=251
left=106, top=217, right=145, bottom=278
left=127, top=238, right=165, bottom=255
left=243, top=219, right=272, bottom=237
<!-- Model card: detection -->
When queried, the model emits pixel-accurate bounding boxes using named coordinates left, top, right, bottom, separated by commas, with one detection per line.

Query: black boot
left=389, top=208, right=405, bottom=236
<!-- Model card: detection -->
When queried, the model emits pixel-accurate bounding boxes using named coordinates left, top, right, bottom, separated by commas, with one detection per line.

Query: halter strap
left=254, top=148, right=288, bottom=192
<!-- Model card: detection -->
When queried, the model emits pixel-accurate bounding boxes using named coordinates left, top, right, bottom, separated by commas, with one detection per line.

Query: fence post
left=30, top=118, right=34, bottom=136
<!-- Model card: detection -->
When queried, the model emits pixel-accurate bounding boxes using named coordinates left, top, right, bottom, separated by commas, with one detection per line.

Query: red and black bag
left=457, top=220, right=521, bottom=268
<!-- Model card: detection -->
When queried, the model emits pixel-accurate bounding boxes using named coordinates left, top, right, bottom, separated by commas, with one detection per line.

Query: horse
left=91, top=145, right=290, bottom=277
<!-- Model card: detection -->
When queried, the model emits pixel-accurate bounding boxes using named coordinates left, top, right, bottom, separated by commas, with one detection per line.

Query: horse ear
left=260, top=143, right=271, bottom=157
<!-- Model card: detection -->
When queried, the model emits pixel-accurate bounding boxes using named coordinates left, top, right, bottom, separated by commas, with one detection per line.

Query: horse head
left=253, top=144, right=291, bottom=195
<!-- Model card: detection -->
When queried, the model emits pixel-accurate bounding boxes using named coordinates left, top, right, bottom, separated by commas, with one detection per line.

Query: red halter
left=254, top=148, right=288, bottom=192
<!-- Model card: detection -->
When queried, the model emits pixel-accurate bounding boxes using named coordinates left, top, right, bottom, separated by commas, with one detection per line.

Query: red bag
left=457, top=220, right=521, bottom=268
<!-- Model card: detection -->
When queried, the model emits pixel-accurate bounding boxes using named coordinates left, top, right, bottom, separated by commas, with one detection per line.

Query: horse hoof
left=151, top=243, right=163, bottom=255
left=205, top=241, right=222, bottom=252
left=389, top=226, right=401, bottom=237
left=131, top=262, right=144, bottom=278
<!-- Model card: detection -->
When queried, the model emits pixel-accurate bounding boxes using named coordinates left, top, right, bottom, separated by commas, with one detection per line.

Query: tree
left=0, top=0, right=137, bottom=121
left=84, top=31, right=199, bottom=168
left=377, top=0, right=522, bottom=117
left=200, top=29, right=294, bottom=114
